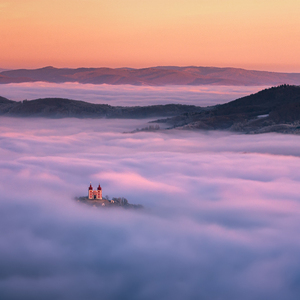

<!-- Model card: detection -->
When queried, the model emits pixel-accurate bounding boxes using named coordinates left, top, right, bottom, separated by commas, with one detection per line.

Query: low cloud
left=0, top=115, right=300, bottom=299
left=98, top=171, right=182, bottom=193
left=0, top=82, right=266, bottom=106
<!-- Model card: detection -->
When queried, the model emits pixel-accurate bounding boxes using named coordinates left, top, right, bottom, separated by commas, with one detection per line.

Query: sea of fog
left=1, top=84, right=300, bottom=300
left=0, top=82, right=268, bottom=106
left=1, top=117, right=300, bottom=299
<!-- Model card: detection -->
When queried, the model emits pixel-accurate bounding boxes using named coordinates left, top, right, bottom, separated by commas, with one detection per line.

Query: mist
left=0, top=114, right=300, bottom=300
left=0, top=82, right=267, bottom=106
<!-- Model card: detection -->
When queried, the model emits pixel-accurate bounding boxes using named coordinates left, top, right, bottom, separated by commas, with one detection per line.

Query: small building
left=88, top=183, right=102, bottom=200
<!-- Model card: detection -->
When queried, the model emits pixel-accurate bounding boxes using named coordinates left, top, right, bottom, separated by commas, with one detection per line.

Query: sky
left=1, top=116, right=300, bottom=299
left=0, top=0, right=300, bottom=71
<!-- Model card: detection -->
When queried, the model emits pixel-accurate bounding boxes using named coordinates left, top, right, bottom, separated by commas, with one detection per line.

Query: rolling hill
left=0, top=97, right=203, bottom=119
left=155, top=85, right=300, bottom=133
left=1, top=85, right=300, bottom=134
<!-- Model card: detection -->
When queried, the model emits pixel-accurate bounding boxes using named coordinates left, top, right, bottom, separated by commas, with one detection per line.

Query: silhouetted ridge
left=0, top=96, right=12, bottom=103
left=1, top=66, right=300, bottom=86
left=154, top=85, right=300, bottom=133
left=0, top=97, right=203, bottom=118
left=1, top=85, right=300, bottom=134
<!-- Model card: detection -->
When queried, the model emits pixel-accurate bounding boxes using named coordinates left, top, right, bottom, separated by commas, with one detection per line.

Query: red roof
left=97, top=184, right=102, bottom=190
left=89, top=184, right=93, bottom=190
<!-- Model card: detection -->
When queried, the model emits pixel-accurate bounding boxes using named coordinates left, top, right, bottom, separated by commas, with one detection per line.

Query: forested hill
left=2, top=85, right=300, bottom=134
left=155, top=85, right=300, bottom=134
left=0, top=97, right=204, bottom=118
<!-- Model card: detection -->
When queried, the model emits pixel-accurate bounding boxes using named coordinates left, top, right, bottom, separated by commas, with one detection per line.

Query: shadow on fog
left=0, top=115, right=300, bottom=299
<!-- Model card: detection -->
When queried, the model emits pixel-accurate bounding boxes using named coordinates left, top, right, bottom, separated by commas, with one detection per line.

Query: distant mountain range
left=1, top=85, right=300, bottom=134
left=1, top=66, right=300, bottom=86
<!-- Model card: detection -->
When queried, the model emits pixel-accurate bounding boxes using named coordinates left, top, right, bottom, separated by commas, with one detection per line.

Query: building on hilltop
left=88, top=183, right=102, bottom=200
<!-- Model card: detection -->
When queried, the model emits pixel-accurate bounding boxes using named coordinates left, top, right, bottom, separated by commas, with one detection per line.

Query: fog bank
left=0, top=116, right=300, bottom=299
left=0, top=82, right=266, bottom=106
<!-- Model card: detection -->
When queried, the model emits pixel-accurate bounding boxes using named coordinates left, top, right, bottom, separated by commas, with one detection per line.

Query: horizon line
left=1, top=65, right=300, bottom=74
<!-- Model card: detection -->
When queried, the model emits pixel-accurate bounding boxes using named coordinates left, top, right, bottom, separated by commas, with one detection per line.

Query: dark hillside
left=155, top=85, right=300, bottom=134
left=0, top=96, right=12, bottom=103
left=2, top=85, right=300, bottom=134
left=0, top=97, right=203, bottom=118
left=216, top=85, right=300, bottom=116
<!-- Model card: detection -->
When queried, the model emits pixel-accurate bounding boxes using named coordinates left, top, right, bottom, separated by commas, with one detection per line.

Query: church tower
left=88, top=183, right=93, bottom=199
left=88, top=183, right=103, bottom=200
left=97, top=184, right=102, bottom=200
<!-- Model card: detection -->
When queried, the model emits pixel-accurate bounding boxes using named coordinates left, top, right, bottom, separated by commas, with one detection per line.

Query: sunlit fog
left=1, top=111, right=300, bottom=299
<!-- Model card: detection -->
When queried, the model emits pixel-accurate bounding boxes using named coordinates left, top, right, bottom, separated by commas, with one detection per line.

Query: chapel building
left=88, top=183, right=102, bottom=200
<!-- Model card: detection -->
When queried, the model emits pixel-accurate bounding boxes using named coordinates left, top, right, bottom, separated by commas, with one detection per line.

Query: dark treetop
left=0, top=97, right=203, bottom=119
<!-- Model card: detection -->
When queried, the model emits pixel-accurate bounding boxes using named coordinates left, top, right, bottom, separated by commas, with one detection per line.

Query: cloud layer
left=0, top=82, right=266, bottom=106
left=0, top=115, right=300, bottom=299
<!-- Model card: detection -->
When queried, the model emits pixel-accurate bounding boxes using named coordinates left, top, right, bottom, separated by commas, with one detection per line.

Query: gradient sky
left=0, top=0, right=300, bottom=71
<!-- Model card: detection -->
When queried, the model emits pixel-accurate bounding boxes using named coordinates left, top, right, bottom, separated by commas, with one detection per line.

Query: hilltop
left=154, top=85, right=300, bottom=134
left=76, top=196, right=143, bottom=209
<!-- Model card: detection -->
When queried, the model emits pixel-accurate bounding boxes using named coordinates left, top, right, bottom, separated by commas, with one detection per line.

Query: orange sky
left=0, top=0, right=300, bottom=72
